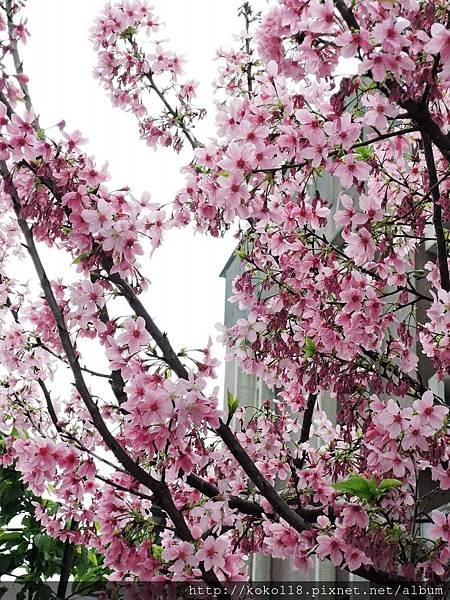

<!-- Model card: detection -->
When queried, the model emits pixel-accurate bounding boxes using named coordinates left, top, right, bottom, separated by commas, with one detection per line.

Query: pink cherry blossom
left=362, top=93, right=398, bottom=131
left=376, top=400, right=413, bottom=439
left=162, top=541, right=198, bottom=575
left=429, top=512, right=450, bottom=544
left=373, top=18, right=410, bottom=53
left=413, top=391, right=448, bottom=432
left=341, top=504, right=369, bottom=530
left=117, top=317, right=151, bottom=353
left=344, top=228, right=376, bottom=266
left=344, top=546, right=372, bottom=571
left=333, top=155, right=371, bottom=188
left=424, top=24, right=450, bottom=79
left=196, top=536, right=228, bottom=573
left=316, top=534, right=343, bottom=566
left=402, top=416, right=430, bottom=451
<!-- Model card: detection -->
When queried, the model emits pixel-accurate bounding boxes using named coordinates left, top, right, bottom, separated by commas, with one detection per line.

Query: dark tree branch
left=37, top=380, right=62, bottom=433
left=293, top=393, right=318, bottom=471
left=421, top=133, right=450, bottom=292
left=241, top=2, right=254, bottom=98
left=145, top=71, right=200, bottom=150
left=1, top=163, right=224, bottom=590
left=186, top=473, right=264, bottom=517
left=5, top=0, right=33, bottom=113
left=253, top=128, right=419, bottom=174
left=216, top=420, right=309, bottom=532
left=332, top=0, right=450, bottom=163
left=56, top=520, right=77, bottom=600
left=96, top=474, right=154, bottom=502
left=333, top=0, right=359, bottom=30
left=96, top=298, right=128, bottom=405
left=403, top=100, right=450, bottom=163
left=299, top=393, right=317, bottom=444
left=106, top=268, right=189, bottom=380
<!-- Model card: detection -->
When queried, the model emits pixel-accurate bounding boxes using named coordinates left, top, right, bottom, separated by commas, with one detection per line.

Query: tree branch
left=37, top=379, right=62, bottom=434
left=332, top=0, right=450, bottom=163
left=421, top=133, right=450, bottom=292
left=96, top=297, right=128, bottom=405
left=186, top=473, right=264, bottom=518
left=299, top=393, right=317, bottom=444
left=106, top=268, right=189, bottom=380
left=216, top=420, right=309, bottom=532
left=253, top=128, right=419, bottom=174
left=145, top=71, right=200, bottom=150
left=333, top=0, right=359, bottom=30
left=403, top=100, right=450, bottom=163
left=56, top=520, right=77, bottom=600
left=5, top=0, right=33, bottom=113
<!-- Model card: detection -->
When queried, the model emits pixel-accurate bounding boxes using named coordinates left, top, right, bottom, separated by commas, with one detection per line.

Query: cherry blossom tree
left=0, top=0, right=449, bottom=591
left=0, top=451, right=109, bottom=596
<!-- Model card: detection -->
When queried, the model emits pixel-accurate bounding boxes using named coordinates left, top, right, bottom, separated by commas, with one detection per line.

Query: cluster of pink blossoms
left=91, top=0, right=202, bottom=152
left=0, top=0, right=448, bottom=587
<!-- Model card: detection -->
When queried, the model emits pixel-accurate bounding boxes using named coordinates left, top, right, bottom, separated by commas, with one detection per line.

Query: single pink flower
left=424, top=24, right=450, bottom=79
left=344, top=546, right=372, bottom=571
left=334, top=154, right=371, bottom=188
left=117, top=316, right=151, bottom=354
left=196, top=536, right=228, bottom=572
left=162, top=541, right=198, bottom=575
left=429, top=511, right=450, bottom=544
left=344, top=228, right=376, bottom=266
left=402, top=416, right=431, bottom=451
left=413, top=391, right=448, bottom=431
left=372, top=17, right=410, bottom=52
left=341, top=504, right=369, bottom=529
left=377, top=399, right=412, bottom=438
left=316, top=535, right=342, bottom=566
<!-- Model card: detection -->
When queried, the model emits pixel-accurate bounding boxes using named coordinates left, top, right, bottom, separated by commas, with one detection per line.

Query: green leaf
left=9, top=426, right=20, bottom=439
left=333, top=476, right=402, bottom=503
left=303, top=336, right=316, bottom=359
left=376, top=479, right=402, bottom=495
left=0, top=555, right=11, bottom=575
left=0, top=531, right=23, bottom=548
left=88, top=549, right=98, bottom=567
left=71, top=252, right=90, bottom=265
left=332, top=475, right=377, bottom=502
left=120, top=25, right=137, bottom=39
left=227, top=389, right=239, bottom=420
left=355, top=145, right=374, bottom=161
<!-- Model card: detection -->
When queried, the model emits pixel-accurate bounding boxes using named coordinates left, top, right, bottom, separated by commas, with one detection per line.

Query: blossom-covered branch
left=0, top=0, right=449, bottom=587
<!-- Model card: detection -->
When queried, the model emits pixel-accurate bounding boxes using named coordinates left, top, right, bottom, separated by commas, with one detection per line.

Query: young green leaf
left=332, top=475, right=377, bottom=502
left=304, top=336, right=316, bottom=359
left=227, top=389, right=239, bottom=420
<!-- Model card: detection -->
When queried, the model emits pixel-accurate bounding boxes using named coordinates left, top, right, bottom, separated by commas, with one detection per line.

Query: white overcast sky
left=19, top=0, right=268, bottom=395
